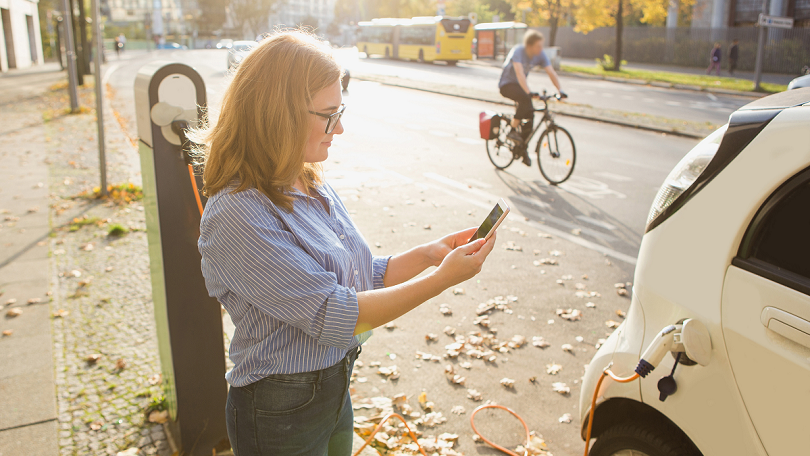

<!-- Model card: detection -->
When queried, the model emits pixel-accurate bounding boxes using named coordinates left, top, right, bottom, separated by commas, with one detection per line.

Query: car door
left=721, top=168, right=810, bottom=456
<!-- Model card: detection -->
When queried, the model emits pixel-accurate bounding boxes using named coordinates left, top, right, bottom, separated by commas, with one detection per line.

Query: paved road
left=102, top=49, right=701, bottom=455
left=331, top=48, right=751, bottom=126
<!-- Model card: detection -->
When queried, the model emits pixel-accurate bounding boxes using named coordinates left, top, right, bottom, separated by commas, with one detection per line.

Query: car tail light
left=436, top=42, right=441, bottom=54
left=646, top=125, right=727, bottom=231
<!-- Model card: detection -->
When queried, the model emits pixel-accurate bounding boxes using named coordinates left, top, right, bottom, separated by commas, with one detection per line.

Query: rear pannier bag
left=479, top=111, right=501, bottom=140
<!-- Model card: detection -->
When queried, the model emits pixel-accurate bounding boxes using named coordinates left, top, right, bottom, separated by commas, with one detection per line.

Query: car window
left=749, top=179, right=810, bottom=280
left=233, top=44, right=252, bottom=52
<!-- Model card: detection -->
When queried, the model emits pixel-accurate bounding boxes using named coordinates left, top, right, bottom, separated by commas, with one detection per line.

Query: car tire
left=589, top=423, right=700, bottom=456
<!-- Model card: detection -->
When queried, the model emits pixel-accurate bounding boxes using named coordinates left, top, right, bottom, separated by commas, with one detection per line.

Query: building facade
left=690, top=0, right=810, bottom=28
left=0, top=0, right=44, bottom=72
left=268, top=0, right=336, bottom=31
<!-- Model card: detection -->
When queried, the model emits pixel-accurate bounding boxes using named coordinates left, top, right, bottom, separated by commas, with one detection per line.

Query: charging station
left=134, top=62, right=230, bottom=455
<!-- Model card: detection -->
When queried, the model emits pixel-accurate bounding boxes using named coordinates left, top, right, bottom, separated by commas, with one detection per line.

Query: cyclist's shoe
left=507, top=129, right=524, bottom=145
left=521, top=150, right=532, bottom=166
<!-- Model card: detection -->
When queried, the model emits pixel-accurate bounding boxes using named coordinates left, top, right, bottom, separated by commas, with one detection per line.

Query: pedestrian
left=707, top=42, right=721, bottom=76
left=729, top=39, right=739, bottom=76
left=194, top=30, right=497, bottom=456
left=118, top=33, right=126, bottom=52
left=114, top=36, right=121, bottom=58
left=498, top=30, right=566, bottom=166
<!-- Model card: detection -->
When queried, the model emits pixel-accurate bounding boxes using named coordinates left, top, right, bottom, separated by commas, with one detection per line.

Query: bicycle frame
left=504, top=97, right=557, bottom=145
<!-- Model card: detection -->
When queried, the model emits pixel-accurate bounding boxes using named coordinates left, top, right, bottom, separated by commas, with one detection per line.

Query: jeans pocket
left=253, top=378, right=317, bottom=416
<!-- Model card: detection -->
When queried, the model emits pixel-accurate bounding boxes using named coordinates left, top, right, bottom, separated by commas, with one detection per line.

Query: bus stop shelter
left=474, top=22, right=526, bottom=60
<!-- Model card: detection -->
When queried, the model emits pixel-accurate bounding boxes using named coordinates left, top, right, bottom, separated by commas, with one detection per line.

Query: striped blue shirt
left=198, top=182, right=389, bottom=387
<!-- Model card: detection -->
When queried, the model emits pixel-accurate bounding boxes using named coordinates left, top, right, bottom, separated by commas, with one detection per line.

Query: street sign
left=437, top=0, right=445, bottom=16
left=758, top=14, right=793, bottom=29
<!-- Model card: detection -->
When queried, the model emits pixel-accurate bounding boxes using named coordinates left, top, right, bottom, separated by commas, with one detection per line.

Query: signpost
left=753, top=10, right=793, bottom=91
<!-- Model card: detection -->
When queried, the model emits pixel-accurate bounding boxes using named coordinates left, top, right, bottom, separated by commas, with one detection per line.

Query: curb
left=462, top=58, right=768, bottom=99
left=353, top=74, right=705, bottom=140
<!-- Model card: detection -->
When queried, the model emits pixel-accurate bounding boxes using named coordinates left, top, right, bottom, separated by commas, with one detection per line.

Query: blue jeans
left=226, top=347, right=359, bottom=456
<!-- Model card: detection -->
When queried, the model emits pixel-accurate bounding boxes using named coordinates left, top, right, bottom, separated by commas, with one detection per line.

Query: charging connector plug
left=635, top=324, right=685, bottom=378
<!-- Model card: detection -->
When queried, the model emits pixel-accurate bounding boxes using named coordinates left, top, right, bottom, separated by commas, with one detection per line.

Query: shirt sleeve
left=199, top=191, right=359, bottom=349
left=537, top=50, right=551, bottom=68
left=372, top=255, right=391, bottom=290
left=511, top=45, right=527, bottom=65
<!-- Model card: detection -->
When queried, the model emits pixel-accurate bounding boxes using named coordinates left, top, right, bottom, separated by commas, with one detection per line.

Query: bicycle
left=481, top=91, right=576, bottom=185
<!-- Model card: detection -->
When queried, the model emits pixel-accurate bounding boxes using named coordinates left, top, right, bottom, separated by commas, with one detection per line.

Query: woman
left=196, top=31, right=496, bottom=455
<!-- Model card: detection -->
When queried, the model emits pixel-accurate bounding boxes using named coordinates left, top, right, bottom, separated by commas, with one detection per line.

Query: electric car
left=579, top=88, right=810, bottom=456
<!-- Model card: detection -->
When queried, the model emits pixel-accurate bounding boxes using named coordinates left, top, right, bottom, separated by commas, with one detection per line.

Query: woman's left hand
left=426, top=227, right=479, bottom=267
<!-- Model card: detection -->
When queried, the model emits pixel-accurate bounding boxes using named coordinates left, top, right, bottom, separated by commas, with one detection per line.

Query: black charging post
left=134, top=62, right=229, bottom=455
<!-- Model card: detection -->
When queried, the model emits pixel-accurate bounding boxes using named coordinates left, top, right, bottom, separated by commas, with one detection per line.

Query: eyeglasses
left=308, top=104, right=346, bottom=134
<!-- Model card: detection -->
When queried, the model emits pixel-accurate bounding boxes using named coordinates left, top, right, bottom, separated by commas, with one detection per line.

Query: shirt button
left=354, top=270, right=359, bottom=275
left=339, top=234, right=345, bottom=240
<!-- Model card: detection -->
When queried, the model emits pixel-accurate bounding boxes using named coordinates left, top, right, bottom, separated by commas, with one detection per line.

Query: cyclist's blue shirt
left=499, top=45, right=550, bottom=88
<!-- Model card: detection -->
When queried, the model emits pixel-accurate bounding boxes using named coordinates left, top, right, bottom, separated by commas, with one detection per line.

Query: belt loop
left=316, top=368, right=323, bottom=391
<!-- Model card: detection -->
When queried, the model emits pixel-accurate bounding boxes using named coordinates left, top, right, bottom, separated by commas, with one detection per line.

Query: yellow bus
left=357, top=16, right=473, bottom=65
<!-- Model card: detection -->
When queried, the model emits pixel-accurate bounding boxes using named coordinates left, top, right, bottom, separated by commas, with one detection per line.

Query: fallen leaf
left=616, top=309, right=627, bottom=318
left=425, top=333, right=438, bottom=342
left=561, top=344, right=574, bottom=353
left=443, top=326, right=456, bottom=336
left=383, top=322, right=396, bottom=330
left=500, top=378, right=515, bottom=388
left=418, top=392, right=428, bottom=408
left=2, top=330, right=12, bottom=337
left=559, top=413, right=572, bottom=423
left=466, top=389, right=483, bottom=401
left=80, top=243, right=94, bottom=251
left=116, top=448, right=140, bottom=456
left=452, top=288, right=465, bottom=295
left=52, top=309, right=69, bottom=318
left=115, top=358, right=126, bottom=370
left=557, top=308, right=582, bottom=321
left=86, top=354, right=102, bottom=364
left=6, top=308, right=22, bottom=317
left=605, top=320, right=620, bottom=329
left=27, top=298, right=42, bottom=305
left=549, top=250, right=562, bottom=256
left=532, top=336, right=550, bottom=348
left=148, top=410, right=169, bottom=424
left=617, top=288, right=629, bottom=297
left=70, top=270, right=82, bottom=278
left=147, top=374, right=162, bottom=385
left=552, top=382, right=571, bottom=395
left=89, top=421, right=103, bottom=430
left=571, top=228, right=582, bottom=235
left=503, top=241, right=522, bottom=251
left=451, top=405, right=466, bottom=415
left=377, top=365, right=400, bottom=380
left=546, top=363, right=562, bottom=375
left=4, top=299, right=17, bottom=306
left=439, top=304, right=452, bottom=316
left=586, top=302, right=596, bottom=308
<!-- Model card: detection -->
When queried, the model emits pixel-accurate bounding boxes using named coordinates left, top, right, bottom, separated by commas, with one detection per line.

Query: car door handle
left=760, top=307, right=810, bottom=348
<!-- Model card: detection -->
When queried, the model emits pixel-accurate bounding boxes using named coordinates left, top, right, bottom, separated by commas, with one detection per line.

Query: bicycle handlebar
left=531, top=92, right=567, bottom=101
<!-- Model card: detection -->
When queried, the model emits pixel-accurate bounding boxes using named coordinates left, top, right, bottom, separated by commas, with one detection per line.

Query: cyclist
left=499, top=30, right=566, bottom=165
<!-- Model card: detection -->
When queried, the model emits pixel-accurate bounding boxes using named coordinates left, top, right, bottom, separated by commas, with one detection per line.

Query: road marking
left=464, top=177, right=493, bottom=189
left=101, top=62, right=122, bottom=87
left=576, top=215, right=617, bottom=231
left=665, top=101, right=682, bottom=106
left=611, top=157, right=671, bottom=172
left=707, top=93, right=718, bottom=101
left=602, top=93, right=615, bottom=98
left=424, top=172, right=500, bottom=203
left=423, top=173, right=637, bottom=264
left=429, top=130, right=453, bottom=137
left=558, top=176, right=627, bottom=199
left=456, top=137, right=481, bottom=145
left=594, top=171, right=633, bottom=182
left=642, top=98, right=656, bottom=103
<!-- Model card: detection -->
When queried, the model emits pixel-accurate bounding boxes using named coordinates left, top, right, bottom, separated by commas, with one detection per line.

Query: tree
left=573, top=0, right=672, bottom=70
left=508, top=0, right=574, bottom=45
left=447, top=0, right=513, bottom=23
left=231, top=0, right=286, bottom=38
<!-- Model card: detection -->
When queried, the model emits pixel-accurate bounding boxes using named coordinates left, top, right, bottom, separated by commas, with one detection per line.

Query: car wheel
left=590, top=423, right=698, bottom=456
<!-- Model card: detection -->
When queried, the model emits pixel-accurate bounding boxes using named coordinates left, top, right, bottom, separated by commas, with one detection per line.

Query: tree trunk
left=77, top=0, right=90, bottom=75
left=614, top=0, right=623, bottom=71
left=549, top=0, right=561, bottom=46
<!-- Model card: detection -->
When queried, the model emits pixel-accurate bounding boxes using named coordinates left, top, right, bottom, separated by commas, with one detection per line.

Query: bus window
left=360, top=26, right=393, bottom=44
left=440, top=19, right=471, bottom=35
left=400, top=25, right=435, bottom=45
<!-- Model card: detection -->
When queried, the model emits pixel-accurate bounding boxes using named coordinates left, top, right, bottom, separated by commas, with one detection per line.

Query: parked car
left=156, top=42, right=188, bottom=50
left=580, top=88, right=810, bottom=456
left=788, top=74, right=810, bottom=90
left=216, top=39, right=233, bottom=50
left=227, top=41, right=255, bottom=69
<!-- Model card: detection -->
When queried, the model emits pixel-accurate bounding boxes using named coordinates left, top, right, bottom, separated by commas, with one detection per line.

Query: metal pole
left=60, top=0, right=79, bottom=112
left=753, top=0, right=768, bottom=91
left=91, top=0, right=108, bottom=196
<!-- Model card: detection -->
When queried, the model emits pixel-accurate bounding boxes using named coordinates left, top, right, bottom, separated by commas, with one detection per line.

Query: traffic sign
left=758, top=14, right=793, bottom=29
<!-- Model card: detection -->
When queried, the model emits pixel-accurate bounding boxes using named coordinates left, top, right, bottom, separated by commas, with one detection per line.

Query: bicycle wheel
left=536, top=125, right=576, bottom=184
left=486, top=117, right=517, bottom=170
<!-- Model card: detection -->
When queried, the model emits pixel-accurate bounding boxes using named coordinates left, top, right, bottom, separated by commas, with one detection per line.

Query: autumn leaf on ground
left=148, top=410, right=169, bottom=424
left=6, top=308, right=22, bottom=317
left=85, top=354, right=102, bottom=364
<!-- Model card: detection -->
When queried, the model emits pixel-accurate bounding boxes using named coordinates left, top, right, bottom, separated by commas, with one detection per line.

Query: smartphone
left=468, top=199, right=510, bottom=243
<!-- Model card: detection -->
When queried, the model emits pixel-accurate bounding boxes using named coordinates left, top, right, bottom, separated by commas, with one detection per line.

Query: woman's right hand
left=434, top=232, right=497, bottom=287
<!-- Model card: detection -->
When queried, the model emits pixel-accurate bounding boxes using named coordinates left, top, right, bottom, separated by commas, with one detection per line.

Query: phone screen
left=469, top=203, right=505, bottom=243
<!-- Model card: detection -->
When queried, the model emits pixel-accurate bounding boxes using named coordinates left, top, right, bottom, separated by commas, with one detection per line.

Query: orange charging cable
left=352, top=412, right=428, bottom=456
left=188, top=164, right=204, bottom=216
left=583, top=368, right=640, bottom=456
left=471, top=404, right=532, bottom=456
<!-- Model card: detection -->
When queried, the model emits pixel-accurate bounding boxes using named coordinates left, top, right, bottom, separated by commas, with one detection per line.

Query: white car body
left=227, top=41, right=256, bottom=69
left=580, top=88, right=810, bottom=456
